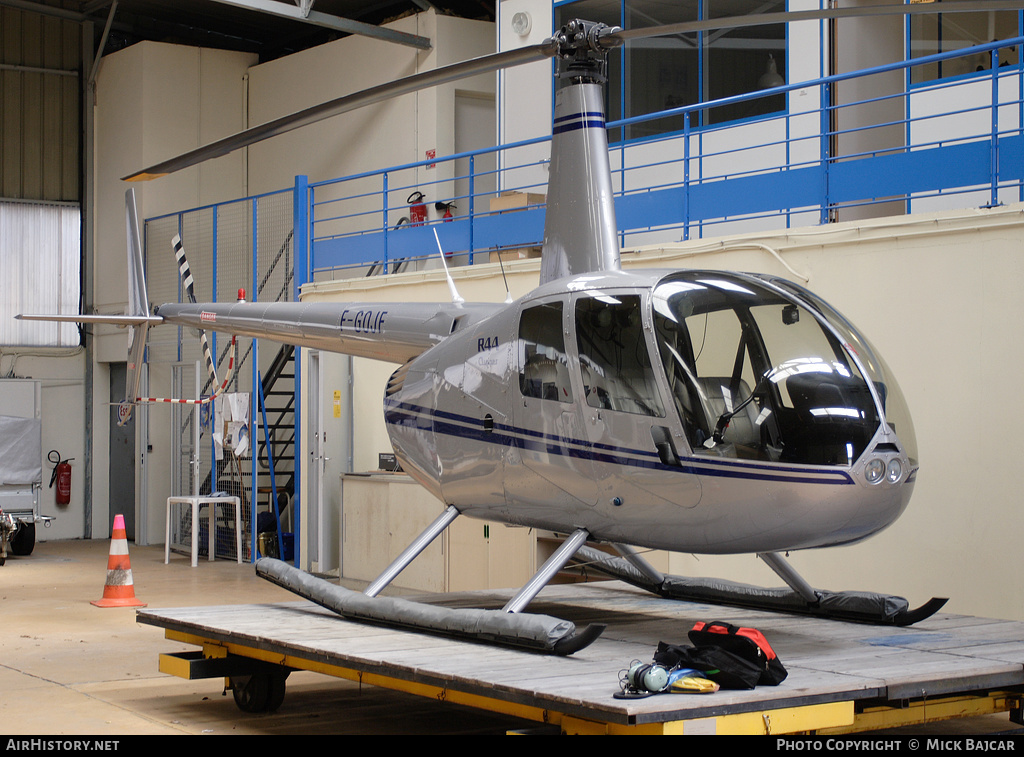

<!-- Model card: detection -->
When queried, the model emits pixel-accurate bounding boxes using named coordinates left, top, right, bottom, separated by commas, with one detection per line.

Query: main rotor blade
left=123, top=41, right=557, bottom=182
left=602, top=2, right=1024, bottom=44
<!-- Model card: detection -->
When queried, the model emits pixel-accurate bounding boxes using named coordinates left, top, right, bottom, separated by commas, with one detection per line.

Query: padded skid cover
left=255, top=558, right=604, bottom=655
left=571, top=546, right=946, bottom=626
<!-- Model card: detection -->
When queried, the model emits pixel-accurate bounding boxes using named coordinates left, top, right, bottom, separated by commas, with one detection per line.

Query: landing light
left=865, top=458, right=885, bottom=484
left=887, top=459, right=903, bottom=483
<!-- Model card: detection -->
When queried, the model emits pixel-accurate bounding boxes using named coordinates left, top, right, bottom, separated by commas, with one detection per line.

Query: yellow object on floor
left=670, top=676, right=720, bottom=694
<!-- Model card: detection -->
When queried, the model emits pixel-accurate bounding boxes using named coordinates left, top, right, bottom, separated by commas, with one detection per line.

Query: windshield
left=651, top=272, right=893, bottom=466
left=758, top=276, right=918, bottom=463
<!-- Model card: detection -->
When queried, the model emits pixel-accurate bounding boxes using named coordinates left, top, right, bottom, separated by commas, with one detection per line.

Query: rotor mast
left=538, top=20, right=624, bottom=285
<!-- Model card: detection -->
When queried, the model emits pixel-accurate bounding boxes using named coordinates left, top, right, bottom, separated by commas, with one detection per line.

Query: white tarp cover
left=0, top=415, right=42, bottom=485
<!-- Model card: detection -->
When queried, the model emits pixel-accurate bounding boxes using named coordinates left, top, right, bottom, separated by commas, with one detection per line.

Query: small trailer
left=138, top=581, right=1024, bottom=734
left=1, top=380, right=52, bottom=565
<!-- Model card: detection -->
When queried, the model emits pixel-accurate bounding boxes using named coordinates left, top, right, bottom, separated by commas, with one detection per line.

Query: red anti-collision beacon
left=237, top=288, right=246, bottom=302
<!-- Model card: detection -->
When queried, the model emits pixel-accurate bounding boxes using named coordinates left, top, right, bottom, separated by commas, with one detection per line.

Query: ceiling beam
left=207, top=0, right=432, bottom=50
left=0, top=0, right=87, bottom=22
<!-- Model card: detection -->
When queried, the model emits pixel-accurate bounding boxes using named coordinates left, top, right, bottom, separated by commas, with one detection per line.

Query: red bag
left=689, top=621, right=787, bottom=686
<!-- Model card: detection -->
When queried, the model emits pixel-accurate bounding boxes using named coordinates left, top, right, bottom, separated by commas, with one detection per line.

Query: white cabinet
left=340, top=474, right=536, bottom=593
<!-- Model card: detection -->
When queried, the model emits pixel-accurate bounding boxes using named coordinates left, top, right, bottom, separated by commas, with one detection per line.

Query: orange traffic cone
left=91, top=514, right=146, bottom=608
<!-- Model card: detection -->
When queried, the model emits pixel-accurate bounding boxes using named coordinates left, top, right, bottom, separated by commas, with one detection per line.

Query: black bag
left=653, top=641, right=763, bottom=690
left=688, top=621, right=788, bottom=686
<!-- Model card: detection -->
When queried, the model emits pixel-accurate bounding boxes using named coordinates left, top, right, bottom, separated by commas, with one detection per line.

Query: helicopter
left=25, top=3, right=1013, bottom=653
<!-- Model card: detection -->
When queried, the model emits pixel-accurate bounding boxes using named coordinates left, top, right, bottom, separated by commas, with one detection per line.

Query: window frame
left=0, top=200, right=82, bottom=349
left=553, top=0, right=789, bottom=143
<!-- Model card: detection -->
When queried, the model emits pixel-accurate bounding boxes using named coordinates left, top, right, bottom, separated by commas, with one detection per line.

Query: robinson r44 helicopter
left=26, top=3, right=1008, bottom=654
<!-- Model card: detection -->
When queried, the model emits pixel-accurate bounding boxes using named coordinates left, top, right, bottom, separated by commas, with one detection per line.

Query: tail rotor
left=133, top=233, right=237, bottom=408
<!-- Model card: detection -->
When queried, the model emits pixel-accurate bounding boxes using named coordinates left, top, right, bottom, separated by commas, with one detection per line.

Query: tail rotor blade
left=125, top=188, right=148, bottom=318
left=172, top=234, right=197, bottom=304
left=124, top=188, right=151, bottom=422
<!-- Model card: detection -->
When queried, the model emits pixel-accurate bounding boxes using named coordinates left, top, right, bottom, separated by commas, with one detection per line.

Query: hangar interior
left=3, top=0, right=1024, bottom=734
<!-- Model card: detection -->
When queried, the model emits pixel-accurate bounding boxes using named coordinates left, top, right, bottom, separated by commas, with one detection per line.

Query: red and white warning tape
left=135, top=334, right=236, bottom=406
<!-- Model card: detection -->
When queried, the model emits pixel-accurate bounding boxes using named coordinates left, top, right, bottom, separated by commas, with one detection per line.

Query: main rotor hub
left=553, top=19, right=622, bottom=84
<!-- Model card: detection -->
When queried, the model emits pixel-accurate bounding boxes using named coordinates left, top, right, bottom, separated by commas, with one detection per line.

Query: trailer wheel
left=265, top=673, right=287, bottom=713
left=231, top=675, right=267, bottom=712
left=231, top=672, right=287, bottom=713
left=11, top=523, right=34, bottom=556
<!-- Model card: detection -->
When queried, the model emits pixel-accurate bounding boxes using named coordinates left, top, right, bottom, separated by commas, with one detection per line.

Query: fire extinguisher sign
left=425, top=149, right=436, bottom=169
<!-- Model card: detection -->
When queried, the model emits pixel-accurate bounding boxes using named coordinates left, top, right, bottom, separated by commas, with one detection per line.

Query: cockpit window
left=652, top=273, right=884, bottom=465
left=757, top=276, right=917, bottom=463
left=518, top=301, right=573, bottom=403
left=575, top=295, right=665, bottom=417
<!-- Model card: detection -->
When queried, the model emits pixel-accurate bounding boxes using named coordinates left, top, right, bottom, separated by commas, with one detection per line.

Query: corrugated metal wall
left=0, top=3, right=81, bottom=202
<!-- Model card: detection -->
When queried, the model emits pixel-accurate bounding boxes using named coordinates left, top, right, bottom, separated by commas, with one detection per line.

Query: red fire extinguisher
left=436, top=201, right=456, bottom=221
left=48, top=450, right=73, bottom=505
left=407, top=191, right=427, bottom=226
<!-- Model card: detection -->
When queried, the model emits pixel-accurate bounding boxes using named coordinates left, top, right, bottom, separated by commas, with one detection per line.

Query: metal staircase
left=179, top=227, right=298, bottom=561
left=257, top=344, right=296, bottom=541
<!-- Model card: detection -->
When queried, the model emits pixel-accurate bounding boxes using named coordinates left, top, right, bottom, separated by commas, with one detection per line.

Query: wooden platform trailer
left=137, top=581, right=1024, bottom=735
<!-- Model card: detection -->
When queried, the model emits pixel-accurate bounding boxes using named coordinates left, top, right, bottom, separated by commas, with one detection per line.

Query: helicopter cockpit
left=650, top=271, right=916, bottom=469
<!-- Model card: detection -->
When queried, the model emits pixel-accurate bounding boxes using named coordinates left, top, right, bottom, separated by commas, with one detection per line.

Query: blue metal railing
left=306, top=36, right=1023, bottom=276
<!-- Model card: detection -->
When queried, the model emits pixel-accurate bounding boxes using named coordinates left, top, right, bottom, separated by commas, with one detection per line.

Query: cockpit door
left=570, top=291, right=701, bottom=512
left=506, top=297, right=602, bottom=514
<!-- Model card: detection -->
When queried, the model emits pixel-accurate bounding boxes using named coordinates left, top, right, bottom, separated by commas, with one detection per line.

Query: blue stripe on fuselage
left=384, top=399, right=854, bottom=486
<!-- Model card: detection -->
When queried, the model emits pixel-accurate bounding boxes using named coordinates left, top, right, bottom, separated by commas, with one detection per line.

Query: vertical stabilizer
left=539, top=21, right=622, bottom=285
left=123, top=189, right=150, bottom=420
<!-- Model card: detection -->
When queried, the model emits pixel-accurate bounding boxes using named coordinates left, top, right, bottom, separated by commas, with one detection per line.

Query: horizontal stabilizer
left=15, top=313, right=163, bottom=326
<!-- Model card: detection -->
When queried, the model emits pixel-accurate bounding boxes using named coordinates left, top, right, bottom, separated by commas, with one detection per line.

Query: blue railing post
left=990, top=49, right=1000, bottom=208
left=294, top=175, right=309, bottom=296
left=468, top=154, right=475, bottom=265
left=820, top=81, right=832, bottom=224
left=210, top=205, right=219, bottom=479
left=292, top=174, right=308, bottom=568
left=683, top=112, right=690, bottom=241
left=250, top=198, right=260, bottom=563
left=382, top=171, right=390, bottom=274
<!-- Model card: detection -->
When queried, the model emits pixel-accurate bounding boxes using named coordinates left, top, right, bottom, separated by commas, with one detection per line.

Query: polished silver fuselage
left=383, top=269, right=917, bottom=555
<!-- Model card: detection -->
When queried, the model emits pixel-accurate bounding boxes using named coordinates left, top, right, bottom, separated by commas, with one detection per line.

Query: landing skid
left=255, top=558, right=604, bottom=655
left=255, top=508, right=605, bottom=655
left=571, top=545, right=948, bottom=627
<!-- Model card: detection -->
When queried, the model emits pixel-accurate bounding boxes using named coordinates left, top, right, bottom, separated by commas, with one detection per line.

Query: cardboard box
left=489, top=191, right=546, bottom=213
left=489, top=247, right=541, bottom=263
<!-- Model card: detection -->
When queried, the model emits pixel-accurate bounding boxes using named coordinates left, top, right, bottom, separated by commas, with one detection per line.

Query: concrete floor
left=4, top=538, right=1022, bottom=736
left=0, top=538, right=537, bottom=736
